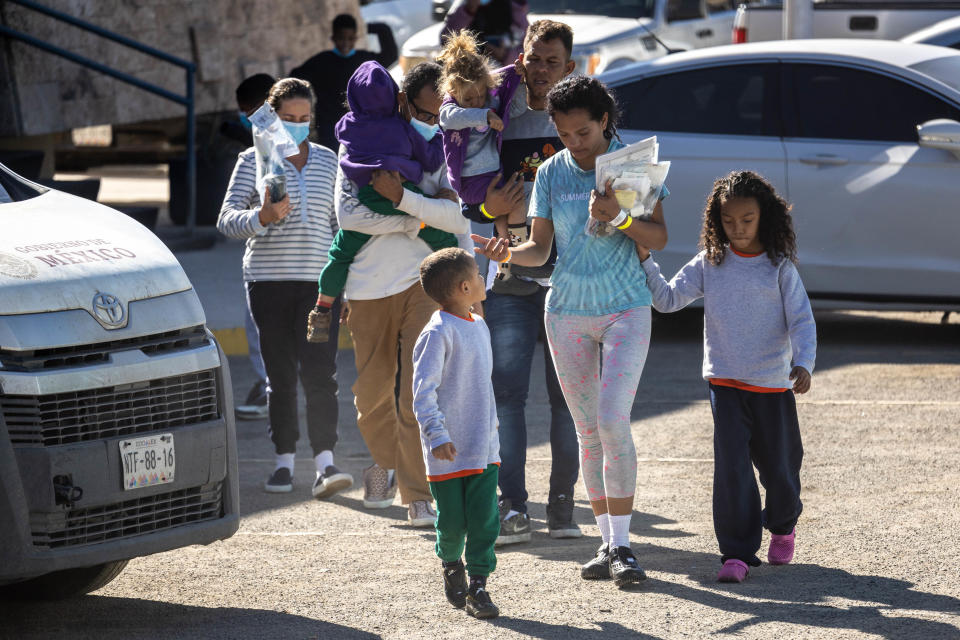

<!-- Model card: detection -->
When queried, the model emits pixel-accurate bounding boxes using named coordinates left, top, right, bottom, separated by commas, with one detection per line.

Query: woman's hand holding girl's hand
left=371, top=169, right=405, bottom=204
left=487, top=110, right=504, bottom=132
left=789, top=366, right=811, bottom=394
left=471, top=233, right=511, bottom=263
left=590, top=179, right=620, bottom=222
left=432, top=442, right=457, bottom=461
left=258, top=187, right=291, bottom=225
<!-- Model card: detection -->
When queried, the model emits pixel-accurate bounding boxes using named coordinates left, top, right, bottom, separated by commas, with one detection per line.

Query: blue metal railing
left=0, top=0, right=197, bottom=234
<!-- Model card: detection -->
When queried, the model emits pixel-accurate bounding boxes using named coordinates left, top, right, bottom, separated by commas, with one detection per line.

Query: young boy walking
left=412, top=248, right=501, bottom=619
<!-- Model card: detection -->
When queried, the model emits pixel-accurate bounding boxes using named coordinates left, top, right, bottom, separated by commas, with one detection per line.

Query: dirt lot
left=2, top=309, right=959, bottom=640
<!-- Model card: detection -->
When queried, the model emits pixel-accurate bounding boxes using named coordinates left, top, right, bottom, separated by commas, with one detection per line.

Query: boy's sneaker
left=717, top=559, right=749, bottom=583
left=235, top=380, right=268, bottom=420
left=312, top=465, right=353, bottom=499
left=580, top=543, right=612, bottom=580
left=408, top=500, right=436, bottom=527
left=442, top=561, right=467, bottom=608
left=306, top=307, right=332, bottom=343
left=361, top=464, right=397, bottom=508
left=465, top=584, right=499, bottom=619
left=768, top=528, right=796, bottom=565
left=495, top=499, right=531, bottom=546
left=264, top=467, right=293, bottom=493
left=609, top=545, right=647, bottom=588
left=546, top=494, right=582, bottom=539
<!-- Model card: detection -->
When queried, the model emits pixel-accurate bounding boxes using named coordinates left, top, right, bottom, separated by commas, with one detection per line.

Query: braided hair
left=546, top=75, right=620, bottom=141
left=700, top=170, right=798, bottom=266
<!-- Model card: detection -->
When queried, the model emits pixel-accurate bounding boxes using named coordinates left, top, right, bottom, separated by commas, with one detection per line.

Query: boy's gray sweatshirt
left=412, top=310, right=500, bottom=480
left=641, top=250, right=816, bottom=389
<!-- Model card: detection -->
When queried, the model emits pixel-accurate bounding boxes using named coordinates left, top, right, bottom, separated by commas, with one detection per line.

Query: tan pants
left=347, top=283, right=437, bottom=504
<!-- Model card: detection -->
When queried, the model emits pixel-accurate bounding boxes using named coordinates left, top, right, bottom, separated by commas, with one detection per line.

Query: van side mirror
left=917, top=118, right=960, bottom=160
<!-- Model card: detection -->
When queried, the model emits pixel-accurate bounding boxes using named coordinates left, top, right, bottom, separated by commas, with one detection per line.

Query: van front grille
left=31, top=482, right=223, bottom=549
left=2, top=370, right=219, bottom=447
left=0, top=325, right=208, bottom=372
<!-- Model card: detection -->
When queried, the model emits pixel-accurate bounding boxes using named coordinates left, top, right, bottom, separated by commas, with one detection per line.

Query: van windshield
left=909, top=55, right=960, bottom=94
left=529, top=0, right=656, bottom=19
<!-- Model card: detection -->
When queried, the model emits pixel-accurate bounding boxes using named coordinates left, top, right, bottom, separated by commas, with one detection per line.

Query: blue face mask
left=479, top=0, right=492, bottom=5
left=334, top=48, right=356, bottom=58
left=238, top=111, right=252, bottom=130
left=409, top=117, right=439, bottom=141
left=283, top=121, right=311, bottom=145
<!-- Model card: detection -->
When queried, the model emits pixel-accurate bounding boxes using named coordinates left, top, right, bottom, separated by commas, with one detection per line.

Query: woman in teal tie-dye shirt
left=472, top=75, right=667, bottom=589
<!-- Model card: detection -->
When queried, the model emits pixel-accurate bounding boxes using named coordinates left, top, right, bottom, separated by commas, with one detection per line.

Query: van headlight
left=573, top=50, right=603, bottom=76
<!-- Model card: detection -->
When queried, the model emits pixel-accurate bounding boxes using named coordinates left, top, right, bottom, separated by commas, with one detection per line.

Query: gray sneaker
left=362, top=464, right=397, bottom=509
left=546, top=494, right=582, bottom=539
left=495, top=499, right=531, bottom=546
left=407, top=500, right=437, bottom=527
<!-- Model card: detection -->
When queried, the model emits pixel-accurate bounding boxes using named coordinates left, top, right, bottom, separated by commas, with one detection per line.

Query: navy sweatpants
left=710, top=383, right=803, bottom=565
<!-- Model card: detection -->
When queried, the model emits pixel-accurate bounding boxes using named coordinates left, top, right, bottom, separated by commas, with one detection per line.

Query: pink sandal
left=717, top=559, right=749, bottom=583
left=768, top=528, right=796, bottom=565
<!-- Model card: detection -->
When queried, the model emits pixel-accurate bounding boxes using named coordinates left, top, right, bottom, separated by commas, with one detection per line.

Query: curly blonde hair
left=437, top=30, right=501, bottom=103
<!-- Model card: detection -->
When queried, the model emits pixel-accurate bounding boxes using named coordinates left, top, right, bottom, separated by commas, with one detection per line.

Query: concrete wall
left=0, top=0, right=362, bottom=138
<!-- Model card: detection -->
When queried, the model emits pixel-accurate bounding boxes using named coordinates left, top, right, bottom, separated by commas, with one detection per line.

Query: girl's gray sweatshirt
left=641, top=250, right=816, bottom=389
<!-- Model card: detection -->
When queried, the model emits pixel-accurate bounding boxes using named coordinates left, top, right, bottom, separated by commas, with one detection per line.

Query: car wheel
left=0, top=560, right=129, bottom=600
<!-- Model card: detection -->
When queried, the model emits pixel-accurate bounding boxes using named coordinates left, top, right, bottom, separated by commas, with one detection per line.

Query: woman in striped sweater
left=217, top=78, right=353, bottom=499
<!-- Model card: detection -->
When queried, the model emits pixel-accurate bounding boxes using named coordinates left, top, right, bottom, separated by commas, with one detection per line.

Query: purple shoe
left=717, top=559, right=749, bottom=583
left=768, top=528, right=796, bottom=565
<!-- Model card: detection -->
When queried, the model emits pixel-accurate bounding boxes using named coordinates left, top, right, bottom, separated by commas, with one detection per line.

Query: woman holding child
left=474, top=75, right=667, bottom=588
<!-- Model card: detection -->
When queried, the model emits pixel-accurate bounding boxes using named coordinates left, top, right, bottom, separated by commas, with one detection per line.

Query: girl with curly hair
left=636, top=170, right=817, bottom=583
left=473, top=74, right=669, bottom=588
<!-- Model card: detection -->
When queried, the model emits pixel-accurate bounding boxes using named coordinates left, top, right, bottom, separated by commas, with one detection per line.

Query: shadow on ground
left=0, top=597, right=379, bottom=640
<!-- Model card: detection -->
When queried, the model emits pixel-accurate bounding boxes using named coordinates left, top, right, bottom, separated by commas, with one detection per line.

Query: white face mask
left=409, top=117, right=439, bottom=141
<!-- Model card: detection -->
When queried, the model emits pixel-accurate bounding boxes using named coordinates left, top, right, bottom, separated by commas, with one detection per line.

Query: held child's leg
left=309, top=229, right=369, bottom=343
left=749, top=391, right=803, bottom=565
left=709, top=384, right=764, bottom=568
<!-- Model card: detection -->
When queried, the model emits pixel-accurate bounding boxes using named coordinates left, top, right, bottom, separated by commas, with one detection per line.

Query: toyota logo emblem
left=92, top=292, right=126, bottom=328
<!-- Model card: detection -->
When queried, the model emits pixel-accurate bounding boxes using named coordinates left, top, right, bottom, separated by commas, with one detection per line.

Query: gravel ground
left=3, top=309, right=959, bottom=640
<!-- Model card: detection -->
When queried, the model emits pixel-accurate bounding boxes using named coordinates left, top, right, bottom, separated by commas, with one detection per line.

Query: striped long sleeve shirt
left=217, top=143, right=338, bottom=282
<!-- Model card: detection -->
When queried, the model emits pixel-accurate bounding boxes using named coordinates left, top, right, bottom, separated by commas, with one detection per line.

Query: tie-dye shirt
left=530, top=139, right=663, bottom=316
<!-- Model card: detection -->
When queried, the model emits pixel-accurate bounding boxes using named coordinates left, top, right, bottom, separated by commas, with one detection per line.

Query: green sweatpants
left=428, top=463, right=500, bottom=577
left=318, top=183, right=458, bottom=298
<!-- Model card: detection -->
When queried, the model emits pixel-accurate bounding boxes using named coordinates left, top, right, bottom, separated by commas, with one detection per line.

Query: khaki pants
left=347, top=283, right=437, bottom=504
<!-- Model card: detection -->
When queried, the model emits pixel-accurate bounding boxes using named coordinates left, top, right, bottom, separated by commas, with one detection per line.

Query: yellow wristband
left=616, top=215, right=633, bottom=231
left=480, top=202, right=496, bottom=220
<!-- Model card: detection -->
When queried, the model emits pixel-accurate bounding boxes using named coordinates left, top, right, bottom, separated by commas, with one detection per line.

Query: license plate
left=120, top=433, right=175, bottom=490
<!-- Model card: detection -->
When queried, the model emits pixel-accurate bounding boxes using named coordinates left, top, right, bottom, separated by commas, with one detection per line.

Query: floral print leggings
left=544, top=306, right=651, bottom=501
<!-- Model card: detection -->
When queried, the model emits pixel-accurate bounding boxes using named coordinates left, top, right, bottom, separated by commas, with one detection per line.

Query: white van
left=0, top=165, right=239, bottom=599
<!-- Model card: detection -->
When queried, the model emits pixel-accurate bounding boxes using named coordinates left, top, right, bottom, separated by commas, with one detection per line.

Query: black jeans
left=710, top=383, right=803, bottom=565
left=247, top=281, right=340, bottom=456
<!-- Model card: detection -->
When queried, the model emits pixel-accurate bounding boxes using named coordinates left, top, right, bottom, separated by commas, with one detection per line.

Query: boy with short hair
left=412, top=248, right=501, bottom=620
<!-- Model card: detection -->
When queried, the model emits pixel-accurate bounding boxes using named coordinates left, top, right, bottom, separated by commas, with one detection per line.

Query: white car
left=599, top=40, right=960, bottom=309
left=398, top=0, right=754, bottom=79
left=902, top=15, right=960, bottom=50
left=362, top=0, right=435, bottom=51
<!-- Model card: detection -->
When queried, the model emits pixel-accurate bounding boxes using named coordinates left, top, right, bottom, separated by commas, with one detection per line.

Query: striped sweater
left=217, top=143, right=338, bottom=282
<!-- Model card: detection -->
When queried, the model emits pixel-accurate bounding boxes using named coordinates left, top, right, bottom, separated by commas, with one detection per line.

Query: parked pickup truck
left=732, top=0, right=960, bottom=44
left=399, top=0, right=766, bottom=78
left=0, top=164, right=239, bottom=599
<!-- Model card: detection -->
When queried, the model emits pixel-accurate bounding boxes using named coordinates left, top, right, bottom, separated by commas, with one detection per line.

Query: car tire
left=0, top=560, right=129, bottom=600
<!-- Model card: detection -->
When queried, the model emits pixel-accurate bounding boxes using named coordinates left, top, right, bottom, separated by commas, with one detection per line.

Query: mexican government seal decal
left=0, top=252, right=38, bottom=280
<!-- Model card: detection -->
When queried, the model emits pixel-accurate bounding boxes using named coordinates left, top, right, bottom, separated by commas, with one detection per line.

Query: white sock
left=505, top=509, right=520, bottom=520
left=595, top=513, right=611, bottom=544
left=275, top=453, right=295, bottom=472
left=314, top=450, right=333, bottom=473
left=609, top=514, right=632, bottom=548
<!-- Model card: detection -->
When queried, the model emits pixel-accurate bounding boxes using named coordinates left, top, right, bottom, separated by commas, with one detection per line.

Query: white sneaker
left=407, top=500, right=436, bottom=527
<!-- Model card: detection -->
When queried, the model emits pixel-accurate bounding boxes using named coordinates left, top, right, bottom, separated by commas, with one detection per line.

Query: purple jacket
left=441, top=65, right=524, bottom=194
